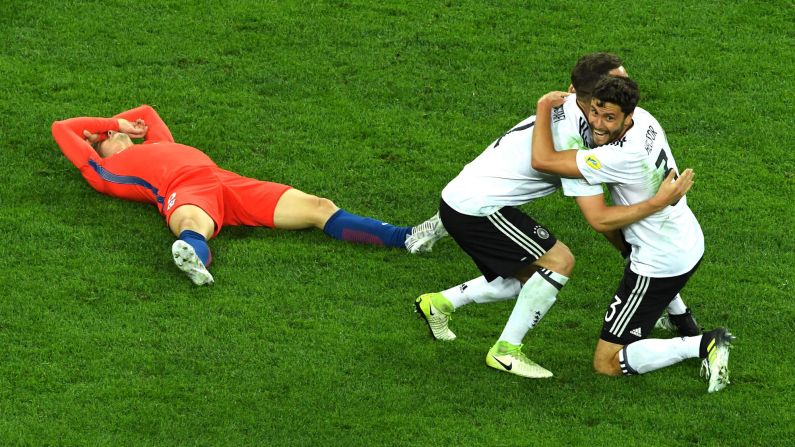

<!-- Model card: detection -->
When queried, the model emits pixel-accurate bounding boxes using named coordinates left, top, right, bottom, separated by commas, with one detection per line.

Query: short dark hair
left=570, top=52, right=623, bottom=101
left=592, top=76, right=639, bottom=115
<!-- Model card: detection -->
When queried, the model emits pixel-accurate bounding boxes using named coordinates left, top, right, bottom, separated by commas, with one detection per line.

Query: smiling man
left=412, top=54, right=695, bottom=379
left=52, top=105, right=446, bottom=285
left=531, top=76, right=735, bottom=392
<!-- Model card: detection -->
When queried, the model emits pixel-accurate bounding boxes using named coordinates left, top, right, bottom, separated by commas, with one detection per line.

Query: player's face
left=99, top=131, right=133, bottom=157
left=588, top=99, right=633, bottom=146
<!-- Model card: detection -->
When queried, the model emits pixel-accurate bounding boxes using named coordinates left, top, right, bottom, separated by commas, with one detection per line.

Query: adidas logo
left=630, top=327, right=642, bottom=337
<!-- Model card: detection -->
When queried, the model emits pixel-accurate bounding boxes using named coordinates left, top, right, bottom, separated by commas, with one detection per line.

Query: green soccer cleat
left=172, top=240, right=214, bottom=286
left=414, top=292, right=456, bottom=341
left=405, top=212, right=448, bottom=254
left=486, top=341, right=553, bottom=378
left=700, top=328, right=735, bottom=393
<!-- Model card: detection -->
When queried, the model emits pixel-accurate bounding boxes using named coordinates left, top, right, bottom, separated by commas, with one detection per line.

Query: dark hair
left=570, top=52, right=623, bottom=101
left=592, top=76, right=639, bottom=115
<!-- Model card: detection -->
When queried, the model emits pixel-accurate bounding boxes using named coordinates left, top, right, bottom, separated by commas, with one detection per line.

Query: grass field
left=2, top=0, right=794, bottom=445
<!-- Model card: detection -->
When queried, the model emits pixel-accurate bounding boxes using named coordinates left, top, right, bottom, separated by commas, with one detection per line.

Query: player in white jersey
left=412, top=59, right=693, bottom=378
left=563, top=53, right=702, bottom=336
left=532, top=76, right=734, bottom=392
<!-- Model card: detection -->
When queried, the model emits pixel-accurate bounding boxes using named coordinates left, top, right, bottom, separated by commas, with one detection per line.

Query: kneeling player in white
left=413, top=58, right=692, bottom=378
left=532, top=76, right=734, bottom=392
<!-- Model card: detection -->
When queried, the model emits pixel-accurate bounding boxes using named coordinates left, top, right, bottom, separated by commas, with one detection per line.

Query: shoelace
left=700, top=359, right=711, bottom=379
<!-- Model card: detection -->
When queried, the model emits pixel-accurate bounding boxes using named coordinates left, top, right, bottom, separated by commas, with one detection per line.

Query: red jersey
left=51, top=105, right=218, bottom=211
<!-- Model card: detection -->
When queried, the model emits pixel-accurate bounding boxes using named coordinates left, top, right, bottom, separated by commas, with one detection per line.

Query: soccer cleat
left=414, top=292, right=456, bottom=341
left=485, top=341, right=553, bottom=378
left=655, top=309, right=702, bottom=336
left=700, top=328, right=735, bottom=393
left=172, top=240, right=214, bottom=286
left=405, top=212, right=448, bottom=254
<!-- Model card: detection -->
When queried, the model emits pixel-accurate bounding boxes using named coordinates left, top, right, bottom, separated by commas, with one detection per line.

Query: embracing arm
left=573, top=169, right=694, bottom=232
left=51, top=116, right=120, bottom=169
left=531, top=91, right=582, bottom=178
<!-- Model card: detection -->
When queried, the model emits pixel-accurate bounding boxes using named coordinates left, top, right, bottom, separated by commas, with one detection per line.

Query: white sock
left=442, top=276, right=521, bottom=309
left=498, top=270, right=568, bottom=345
left=619, top=336, right=702, bottom=375
left=666, top=294, right=687, bottom=315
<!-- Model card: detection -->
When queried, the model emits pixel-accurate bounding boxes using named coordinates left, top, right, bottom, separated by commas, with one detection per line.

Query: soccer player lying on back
left=52, top=105, right=446, bottom=285
left=532, top=76, right=734, bottom=392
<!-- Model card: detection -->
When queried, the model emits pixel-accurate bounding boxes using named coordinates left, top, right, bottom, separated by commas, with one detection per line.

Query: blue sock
left=323, top=209, right=411, bottom=248
left=179, top=230, right=212, bottom=266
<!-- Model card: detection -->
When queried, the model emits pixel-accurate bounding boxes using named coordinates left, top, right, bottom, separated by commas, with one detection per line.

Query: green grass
left=2, top=0, right=794, bottom=445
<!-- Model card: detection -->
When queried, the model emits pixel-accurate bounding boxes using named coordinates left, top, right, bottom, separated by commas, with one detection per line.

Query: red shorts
left=163, top=167, right=292, bottom=237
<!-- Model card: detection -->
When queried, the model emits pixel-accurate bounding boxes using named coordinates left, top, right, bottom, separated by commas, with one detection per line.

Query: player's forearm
left=51, top=117, right=119, bottom=168
left=531, top=101, right=581, bottom=177
left=115, top=105, right=174, bottom=143
left=588, top=200, right=663, bottom=232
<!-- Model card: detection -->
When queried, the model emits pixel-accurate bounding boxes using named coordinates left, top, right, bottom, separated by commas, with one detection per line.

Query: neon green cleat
left=486, top=341, right=553, bottom=378
left=414, top=292, right=456, bottom=341
left=700, top=328, right=735, bottom=393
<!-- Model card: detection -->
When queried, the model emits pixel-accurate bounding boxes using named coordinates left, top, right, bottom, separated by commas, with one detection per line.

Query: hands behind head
left=82, top=118, right=148, bottom=146
left=118, top=118, right=148, bottom=138
left=538, top=91, right=571, bottom=108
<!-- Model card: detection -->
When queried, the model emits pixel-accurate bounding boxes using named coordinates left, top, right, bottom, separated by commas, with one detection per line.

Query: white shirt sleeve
left=575, top=145, right=647, bottom=185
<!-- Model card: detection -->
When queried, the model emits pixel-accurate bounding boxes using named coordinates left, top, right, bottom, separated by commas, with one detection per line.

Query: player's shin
left=442, top=276, right=521, bottom=309
left=619, top=336, right=701, bottom=375
left=498, top=269, right=568, bottom=345
left=322, top=209, right=411, bottom=248
left=178, top=230, right=212, bottom=266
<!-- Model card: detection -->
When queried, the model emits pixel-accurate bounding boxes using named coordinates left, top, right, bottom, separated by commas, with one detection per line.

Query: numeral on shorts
left=605, top=295, right=623, bottom=322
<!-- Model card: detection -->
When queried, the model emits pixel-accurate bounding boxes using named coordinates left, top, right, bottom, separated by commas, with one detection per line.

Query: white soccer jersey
left=570, top=106, right=704, bottom=277
left=442, top=107, right=602, bottom=217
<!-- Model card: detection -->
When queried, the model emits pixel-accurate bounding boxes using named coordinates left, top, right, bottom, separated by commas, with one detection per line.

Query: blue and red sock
left=178, top=230, right=212, bottom=266
left=323, top=209, right=411, bottom=248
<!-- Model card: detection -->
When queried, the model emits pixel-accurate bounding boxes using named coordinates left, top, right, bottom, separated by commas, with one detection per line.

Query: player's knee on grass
left=593, top=342, right=623, bottom=377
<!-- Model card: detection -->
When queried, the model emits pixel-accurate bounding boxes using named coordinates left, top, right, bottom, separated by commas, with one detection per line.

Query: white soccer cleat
left=405, top=211, right=448, bottom=254
left=486, top=341, right=553, bottom=378
left=172, top=240, right=214, bottom=286
left=700, top=328, right=735, bottom=393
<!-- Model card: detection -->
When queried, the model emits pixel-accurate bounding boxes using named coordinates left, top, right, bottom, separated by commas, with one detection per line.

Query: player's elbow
left=530, top=156, right=550, bottom=173
left=584, top=215, right=616, bottom=233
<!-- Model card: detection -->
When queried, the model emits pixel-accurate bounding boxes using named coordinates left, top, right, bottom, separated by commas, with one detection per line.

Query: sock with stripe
left=323, top=209, right=412, bottom=248
left=441, top=276, right=522, bottom=309
left=619, top=336, right=701, bottom=375
left=178, top=230, right=212, bottom=266
left=498, top=269, right=568, bottom=345
left=666, top=294, right=687, bottom=315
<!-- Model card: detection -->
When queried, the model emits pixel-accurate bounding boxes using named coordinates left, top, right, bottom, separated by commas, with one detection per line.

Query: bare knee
left=536, top=241, right=575, bottom=277
left=593, top=356, right=622, bottom=377
left=593, top=340, right=623, bottom=377
left=169, top=205, right=215, bottom=239
left=310, top=196, right=339, bottom=226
